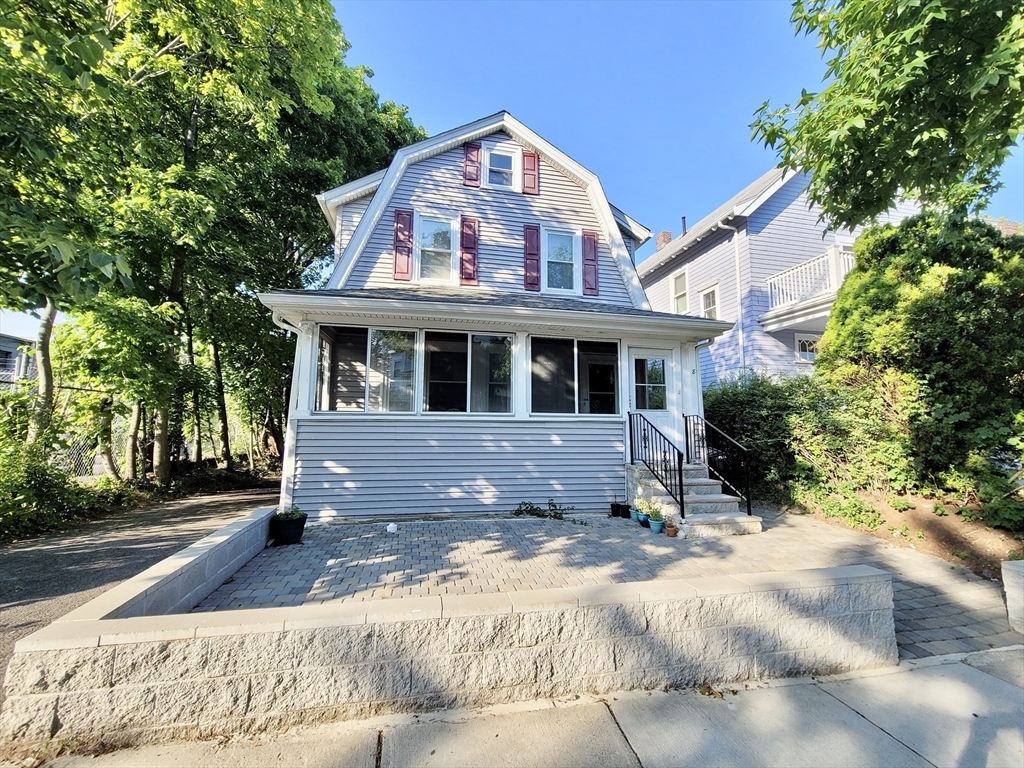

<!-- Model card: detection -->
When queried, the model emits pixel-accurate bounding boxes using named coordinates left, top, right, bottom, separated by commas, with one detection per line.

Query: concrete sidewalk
left=44, top=647, right=1024, bottom=768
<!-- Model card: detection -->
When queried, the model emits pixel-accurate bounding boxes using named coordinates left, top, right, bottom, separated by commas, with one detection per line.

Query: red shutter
left=582, top=231, right=599, bottom=296
left=523, top=225, right=540, bottom=291
left=463, top=143, right=481, bottom=187
left=460, top=216, right=479, bottom=286
left=522, top=151, right=539, bottom=195
left=393, top=209, right=413, bottom=281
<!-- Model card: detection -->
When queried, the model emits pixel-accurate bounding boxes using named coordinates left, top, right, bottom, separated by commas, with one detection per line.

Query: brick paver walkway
left=195, top=509, right=1022, bottom=660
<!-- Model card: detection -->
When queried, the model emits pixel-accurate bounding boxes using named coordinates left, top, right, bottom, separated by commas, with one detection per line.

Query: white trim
left=323, top=112, right=651, bottom=309
left=670, top=266, right=689, bottom=315
left=540, top=226, right=582, bottom=295
left=794, top=333, right=821, bottom=363
left=482, top=145, right=522, bottom=193
left=413, top=210, right=460, bottom=285
left=698, top=284, right=719, bottom=321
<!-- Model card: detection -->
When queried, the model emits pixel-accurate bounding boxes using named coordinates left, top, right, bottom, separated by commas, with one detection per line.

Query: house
left=258, top=112, right=733, bottom=518
left=0, top=332, right=34, bottom=387
left=637, top=169, right=917, bottom=385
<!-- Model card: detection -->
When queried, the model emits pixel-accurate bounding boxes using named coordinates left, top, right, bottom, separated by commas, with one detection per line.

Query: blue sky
left=332, top=0, right=1024, bottom=265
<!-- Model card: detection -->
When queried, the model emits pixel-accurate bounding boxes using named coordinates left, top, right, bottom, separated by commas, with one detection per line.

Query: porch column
left=279, top=321, right=315, bottom=512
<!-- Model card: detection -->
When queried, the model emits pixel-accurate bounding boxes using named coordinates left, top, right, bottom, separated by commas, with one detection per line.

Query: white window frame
left=794, top=333, right=821, bottom=364
left=421, top=329, right=515, bottom=415
left=699, top=284, right=719, bottom=320
left=526, top=335, right=622, bottom=417
left=540, top=226, right=582, bottom=295
left=670, top=267, right=689, bottom=315
left=482, top=145, right=522, bottom=192
left=413, top=210, right=459, bottom=285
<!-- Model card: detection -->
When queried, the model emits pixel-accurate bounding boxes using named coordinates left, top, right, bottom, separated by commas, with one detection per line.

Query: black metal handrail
left=684, top=414, right=752, bottom=516
left=628, top=412, right=686, bottom=519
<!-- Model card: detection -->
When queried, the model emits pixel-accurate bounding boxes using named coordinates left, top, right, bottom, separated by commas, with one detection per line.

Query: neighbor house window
left=531, top=337, right=618, bottom=415
left=634, top=358, right=667, bottom=410
left=416, top=213, right=456, bottom=282
left=700, top=287, right=718, bottom=320
left=672, top=269, right=688, bottom=314
left=795, top=334, right=819, bottom=362
left=422, top=332, right=513, bottom=413
left=543, top=229, right=578, bottom=293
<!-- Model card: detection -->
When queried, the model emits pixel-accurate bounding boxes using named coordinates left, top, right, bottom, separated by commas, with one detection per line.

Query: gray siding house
left=0, top=332, right=34, bottom=386
left=639, top=170, right=917, bottom=386
left=260, top=112, right=731, bottom=518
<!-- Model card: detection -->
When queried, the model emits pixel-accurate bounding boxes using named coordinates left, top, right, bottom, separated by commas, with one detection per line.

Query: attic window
left=484, top=148, right=520, bottom=191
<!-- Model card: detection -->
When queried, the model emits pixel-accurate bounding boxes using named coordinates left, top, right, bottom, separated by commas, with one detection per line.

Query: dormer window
left=484, top=148, right=520, bottom=192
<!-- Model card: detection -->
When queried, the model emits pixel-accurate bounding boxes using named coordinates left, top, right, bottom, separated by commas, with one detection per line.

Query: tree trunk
left=26, top=298, right=57, bottom=444
left=125, top=400, right=142, bottom=481
left=97, top=396, right=122, bottom=481
left=266, top=406, right=284, bottom=458
left=248, top=426, right=255, bottom=471
left=209, top=337, right=234, bottom=470
left=153, top=407, right=171, bottom=485
left=186, top=318, right=202, bottom=463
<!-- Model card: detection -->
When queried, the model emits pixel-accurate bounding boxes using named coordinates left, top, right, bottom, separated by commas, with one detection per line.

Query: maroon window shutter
left=522, top=151, right=539, bottom=195
left=393, top=209, right=413, bottom=281
left=582, top=231, right=599, bottom=296
left=460, top=216, right=479, bottom=286
left=463, top=143, right=481, bottom=187
left=523, top=225, right=540, bottom=291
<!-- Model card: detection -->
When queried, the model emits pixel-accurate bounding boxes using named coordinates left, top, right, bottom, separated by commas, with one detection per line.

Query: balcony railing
left=765, top=244, right=855, bottom=310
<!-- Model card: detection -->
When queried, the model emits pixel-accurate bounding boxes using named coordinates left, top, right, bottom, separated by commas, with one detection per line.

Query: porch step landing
left=625, top=463, right=762, bottom=537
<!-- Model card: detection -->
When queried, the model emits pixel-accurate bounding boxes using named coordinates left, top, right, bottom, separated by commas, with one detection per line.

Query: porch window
left=531, top=337, right=619, bottom=415
left=316, top=327, right=368, bottom=411
left=368, top=330, right=415, bottom=412
left=469, top=335, right=512, bottom=413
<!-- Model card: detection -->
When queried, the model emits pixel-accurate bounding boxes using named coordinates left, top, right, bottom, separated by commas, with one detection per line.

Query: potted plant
left=648, top=508, right=665, bottom=534
left=634, top=498, right=653, bottom=528
left=666, top=518, right=678, bottom=537
left=629, top=502, right=639, bottom=522
left=610, top=501, right=630, bottom=518
left=270, top=506, right=307, bottom=546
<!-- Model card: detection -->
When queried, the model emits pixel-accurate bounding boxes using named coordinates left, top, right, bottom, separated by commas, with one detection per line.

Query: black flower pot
left=611, top=502, right=630, bottom=518
left=270, top=514, right=307, bottom=545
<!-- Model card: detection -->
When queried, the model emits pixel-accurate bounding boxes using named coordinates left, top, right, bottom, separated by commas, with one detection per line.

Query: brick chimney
left=656, top=230, right=672, bottom=250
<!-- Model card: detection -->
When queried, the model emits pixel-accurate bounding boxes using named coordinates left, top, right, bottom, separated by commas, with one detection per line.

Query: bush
left=0, top=437, right=94, bottom=539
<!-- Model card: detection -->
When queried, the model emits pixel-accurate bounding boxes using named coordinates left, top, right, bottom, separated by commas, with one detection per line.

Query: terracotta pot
left=666, top=524, right=678, bottom=538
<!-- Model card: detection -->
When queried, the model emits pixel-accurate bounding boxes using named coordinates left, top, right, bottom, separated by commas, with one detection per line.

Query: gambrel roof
left=319, top=111, right=651, bottom=309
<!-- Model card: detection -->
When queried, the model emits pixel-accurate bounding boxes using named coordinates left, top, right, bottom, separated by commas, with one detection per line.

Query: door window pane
left=368, top=330, right=415, bottom=412
left=634, top=358, right=667, bottom=410
left=424, top=332, right=468, bottom=412
left=546, top=232, right=575, bottom=290
left=316, top=327, right=367, bottom=411
left=470, top=335, right=513, bottom=413
left=531, top=337, right=575, bottom=413
left=420, top=217, right=452, bottom=281
left=578, top=341, right=618, bottom=414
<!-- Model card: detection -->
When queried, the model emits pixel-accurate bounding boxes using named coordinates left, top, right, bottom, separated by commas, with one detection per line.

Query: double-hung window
left=672, top=269, right=688, bottom=314
left=530, top=337, right=619, bottom=415
left=484, top=147, right=519, bottom=191
left=415, top=213, right=457, bottom=283
left=700, top=286, right=718, bottom=320
left=542, top=228, right=579, bottom=293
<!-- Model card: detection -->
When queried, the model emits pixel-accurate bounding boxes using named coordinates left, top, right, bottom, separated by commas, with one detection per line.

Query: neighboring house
left=259, top=112, right=731, bottom=517
left=638, top=169, right=917, bottom=386
left=0, top=333, right=34, bottom=386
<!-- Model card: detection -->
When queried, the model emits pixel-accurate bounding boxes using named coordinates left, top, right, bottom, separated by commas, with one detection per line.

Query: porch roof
left=258, top=286, right=732, bottom=341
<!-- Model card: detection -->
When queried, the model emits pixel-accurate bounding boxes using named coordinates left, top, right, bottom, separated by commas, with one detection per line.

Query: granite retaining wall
left=2, top=565, right=896, bottom=754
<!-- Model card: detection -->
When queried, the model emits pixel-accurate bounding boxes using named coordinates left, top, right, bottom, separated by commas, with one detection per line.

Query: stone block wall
left=1, top=566, right=896, bottom=755
left=1002, top=560, right=1023, bottom=634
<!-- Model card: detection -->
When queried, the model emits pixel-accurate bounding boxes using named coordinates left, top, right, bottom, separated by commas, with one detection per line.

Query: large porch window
left=530, top=337, right=619, bottom=415
left=315, top=326, right=512, bottom=414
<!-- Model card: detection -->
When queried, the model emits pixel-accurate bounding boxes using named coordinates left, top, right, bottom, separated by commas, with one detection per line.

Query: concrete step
left=680, top=478, right=722, bottom=495
left=680, top=513, right=763, bottom=538
left=629, top=463, right=708, bottom=481
left=681, top=494, right=742, bottom=515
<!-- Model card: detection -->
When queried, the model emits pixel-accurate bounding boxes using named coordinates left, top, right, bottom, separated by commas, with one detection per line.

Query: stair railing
left=628, top=412, right=686, bottom=519
left=684, top=415, right=753, bottom=516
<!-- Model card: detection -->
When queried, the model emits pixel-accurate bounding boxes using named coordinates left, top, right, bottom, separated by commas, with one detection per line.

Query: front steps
left=625, top=464, right=762, bottom=538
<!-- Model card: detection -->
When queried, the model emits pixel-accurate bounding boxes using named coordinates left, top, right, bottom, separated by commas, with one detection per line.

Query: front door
left=629, top=348, right=679, bottom=444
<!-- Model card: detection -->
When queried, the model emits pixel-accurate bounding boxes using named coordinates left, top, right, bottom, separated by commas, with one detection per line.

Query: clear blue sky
left=332, top=0, right=1024, bottom=265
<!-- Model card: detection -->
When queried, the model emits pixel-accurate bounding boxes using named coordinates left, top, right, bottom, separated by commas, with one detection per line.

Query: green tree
left=752, top=0, right=1024, bottom=229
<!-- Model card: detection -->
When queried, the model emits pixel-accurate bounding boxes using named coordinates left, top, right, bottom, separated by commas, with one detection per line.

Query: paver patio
left=194, top=508, right=1022, bottom=660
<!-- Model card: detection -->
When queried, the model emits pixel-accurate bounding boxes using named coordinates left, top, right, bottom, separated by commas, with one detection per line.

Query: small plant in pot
left=648, top=508, right=665, bottom=534
left=634, top=498, right=656, bottom=528
left=666, top=518, right=678, bottom=537
left=270, top=505, right=307, bottom=546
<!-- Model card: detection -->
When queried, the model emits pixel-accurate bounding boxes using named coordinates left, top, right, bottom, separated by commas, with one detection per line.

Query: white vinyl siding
left=336, top=195, right=373, bottom=258
left=290, top=417, right=626, bottom=517
left=345, top=133, right=634, bottom=306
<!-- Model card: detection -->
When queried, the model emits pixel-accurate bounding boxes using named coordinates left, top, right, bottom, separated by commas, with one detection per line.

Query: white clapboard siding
left=338, top=195, right=372, bottom=253
left=344, top=133, right=635, bottom=306
left=291, top=417, right=627, bottom=517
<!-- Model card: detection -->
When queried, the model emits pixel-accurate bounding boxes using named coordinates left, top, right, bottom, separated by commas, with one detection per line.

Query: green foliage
left=648, top=508, right=664, bottom=522
left=890, top=497, right=914, bottom=512
left=511, top=499, right=576, bottom=520
left=274, top=506, right=305, bottom=520
left=752, top=0, right=1024, bottom=229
